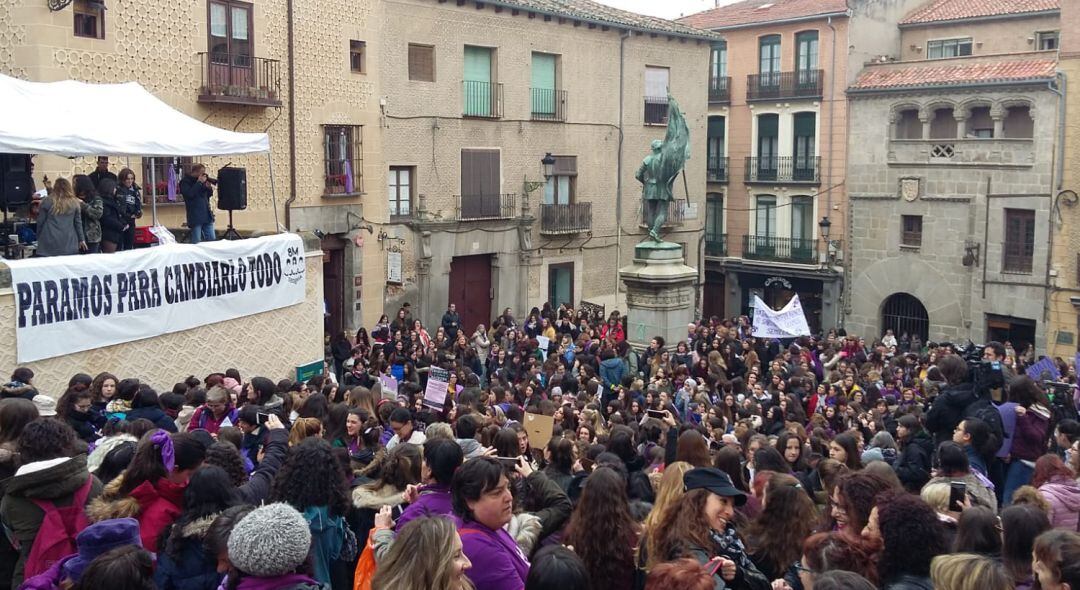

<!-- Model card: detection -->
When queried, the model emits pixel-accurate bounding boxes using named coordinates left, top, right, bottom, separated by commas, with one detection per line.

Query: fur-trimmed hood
left=86, top=474, right=141, bottom=522
left=352, top=483, right=404, bottom=509
left=179, top=513, right=220, bottom=540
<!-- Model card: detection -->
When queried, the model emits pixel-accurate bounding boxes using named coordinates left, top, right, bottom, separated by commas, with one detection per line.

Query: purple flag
left=166, top=163, right=177, bottom=202
left=344, top=159, right=354, bottom=194
left=1026, top=357, right=1060, bottom=382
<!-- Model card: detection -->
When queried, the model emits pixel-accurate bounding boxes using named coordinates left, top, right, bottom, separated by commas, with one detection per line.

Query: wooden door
left=448, top=254, right=492, bottom=335
left=322, top=240, right=345, bottom=336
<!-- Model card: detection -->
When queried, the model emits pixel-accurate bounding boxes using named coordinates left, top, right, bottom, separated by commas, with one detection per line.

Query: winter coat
left=179, top=175, right=214, bottom=226
left=116, top=184, right=143, bottom=221
left=395, top=483, right=453, bottom=533
left=352, top=483, right=405, bottom=549
left=302, top=506, right=347, bottom=586
left=927, top=474, right=998, bottom=513
left=86, top=474, right=186, bottom=552
left=124, top=406, right=178, bottom=432
left=154, top=513, right=222, bottom=590
left=459, top=518, right=531, bottom=590
left=86, top=434, right=137, bottom=474
left=457, top=438, right=485, bottom=460
left=673, top=526, right=770, bottom=590
left=894, top=430, right=934, bottom=492
left=926, top=382, right=1004, bottom=454
left=36, top=196, right=84, bottom=257
left=599, top=357, right=626, bottom=405
left=99, top=196, right=128, bottom=245
left=1, top=381, right=37, bottom=401
left=0, top=455, right=103, bottom=587
left=79, top=195, right=103, bottom=244
left=64, top=408, right=104, bottom=443
left=1011, top=405, right=1051, bottom=462
left=188, top=405, right=238, bottom=436
left=231, top=574, right=329, bottom=590
left=237, top=428, right=290, bottom=505
left=1038, top=476, right=1080, bottom=530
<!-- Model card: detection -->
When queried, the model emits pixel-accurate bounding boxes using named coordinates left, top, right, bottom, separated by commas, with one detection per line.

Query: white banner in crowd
left=751, top=294, right=812, bottom=339
left=7, top=233, right=307, bottom=362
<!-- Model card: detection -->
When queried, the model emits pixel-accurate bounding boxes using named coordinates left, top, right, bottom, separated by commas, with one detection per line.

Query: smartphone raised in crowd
left=646, top=409, right=667, bottom=419
left=948, top=480, right=967, bottom=512
left=256, top=412, right=272, bottom=425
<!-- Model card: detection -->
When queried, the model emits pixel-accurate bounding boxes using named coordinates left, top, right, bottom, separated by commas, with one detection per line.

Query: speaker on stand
left=1, top=154, right=35, bottom=222
left=216, top=166, right=246, bottom=240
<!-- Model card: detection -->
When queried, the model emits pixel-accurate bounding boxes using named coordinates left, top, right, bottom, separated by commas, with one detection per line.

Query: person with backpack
left=19, top=517, right=143, bottom=590
left=0, top=419, right=103, bottom=587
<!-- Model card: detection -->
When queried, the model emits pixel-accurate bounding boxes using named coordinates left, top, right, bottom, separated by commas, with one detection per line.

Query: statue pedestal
left=619, top=240, right=698, bottom=350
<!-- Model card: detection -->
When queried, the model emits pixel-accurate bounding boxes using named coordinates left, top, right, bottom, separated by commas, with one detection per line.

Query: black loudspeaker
left=216, top=166, right=247, bottom=211
left=1, top=154, right=34, bottom=210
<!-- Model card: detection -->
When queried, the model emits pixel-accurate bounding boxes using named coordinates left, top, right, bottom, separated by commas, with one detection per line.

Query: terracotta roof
left=849, top=59, right=1057, bottom=91
left=478, top=0, right=721, bottom=39
left=677, top=0, right=848, bottom=31
left=899, top=0, right=1059, bottom=25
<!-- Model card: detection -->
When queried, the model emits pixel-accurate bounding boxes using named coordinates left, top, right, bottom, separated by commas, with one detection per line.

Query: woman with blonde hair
left=371, top=516, right=473, bottom=590
left=640, top=461, right=692, bottom=571
left=930, top=553, right=1011, bottom=590
left=36, top=176, right=86, bottom=256
left=288, top=416, right=323, bottom=445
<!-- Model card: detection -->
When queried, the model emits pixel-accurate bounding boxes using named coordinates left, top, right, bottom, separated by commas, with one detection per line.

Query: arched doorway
left=880, top=293, right=929, bottom=342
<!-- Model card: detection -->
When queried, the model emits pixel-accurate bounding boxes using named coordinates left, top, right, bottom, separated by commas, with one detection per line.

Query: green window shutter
left=531, top=53, right=556, bottom=115
left=794, top=113, right=816, bottom=137
left=708, top=117, right=726, bottom=138
left=758, top=114, right=778, bottom=138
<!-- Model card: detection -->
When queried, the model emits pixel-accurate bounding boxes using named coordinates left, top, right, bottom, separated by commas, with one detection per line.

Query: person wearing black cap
left=650, top=467, right=769, bottom=590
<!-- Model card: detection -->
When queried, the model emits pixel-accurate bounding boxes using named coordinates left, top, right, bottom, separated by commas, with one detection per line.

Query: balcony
left=463, top=81, right=504, bottom=119
left=644, top=96, right=669, bottom=125
left=746, top=70, right=823, bottom=101
left=705, top=233, right=727, bottom=257
left=198, top=53, right=282, bottom=107
left=887, top=138, right=1035, bottom=167
left=640, top=200, right=686, bottom=228
left=539, top=202, right=592, bottom=234
left=531, top=88, right=567, bottom=122
left=742, top=235, right=818, bottom=264
left=454, top=193, right=516, bottom=221
left=744, top=156, right=821, bottom=184
left=709, top=76, right=731, bottom=104
left=707, top=156, right=728, bottom=182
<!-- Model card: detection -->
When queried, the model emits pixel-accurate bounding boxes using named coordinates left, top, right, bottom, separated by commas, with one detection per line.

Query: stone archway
left=880, top=292, right=929, bottom=342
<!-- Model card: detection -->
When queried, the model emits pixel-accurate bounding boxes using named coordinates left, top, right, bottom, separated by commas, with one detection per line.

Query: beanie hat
left=32, top=394, right=57, bottom=417
left=227, top=503, right=311, bottom=577
left=861, top=447, right=884, bottom=464
left=63, top=517, right=142, bottom=581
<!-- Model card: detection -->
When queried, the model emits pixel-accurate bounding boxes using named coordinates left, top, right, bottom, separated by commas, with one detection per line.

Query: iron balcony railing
left=644, top=96, right=669, bottom=125
left=705, top=233, right=727, bottom=257
left=742, top=235, right=818, bottom=264
left=198, top=52, right=282, bottom=106
left=463, top=81, right=504, bottom=118
left=746, top=69, right=824, bottom=101
left=707, top=156, right=729, bottom=182
left=708, top=76, right=731, bottom=104
left=640, top=200, right=686, bottom=227
left=531, top=88, right=567, bottom=122
left=539, top=202, right=592, bottom=234
left=744, top=156, right=821, bottom=184
left=454, top=193, right=516, bottom=221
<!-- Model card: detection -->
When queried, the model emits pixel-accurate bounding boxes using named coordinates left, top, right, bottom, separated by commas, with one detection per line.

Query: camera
left=944, top=341, right=1005, bottom=396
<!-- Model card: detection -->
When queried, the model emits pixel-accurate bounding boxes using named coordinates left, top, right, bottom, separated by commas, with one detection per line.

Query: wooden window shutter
left=554, top=156, right=577, bottom=176
left=409, top=44, right=435, bottom=82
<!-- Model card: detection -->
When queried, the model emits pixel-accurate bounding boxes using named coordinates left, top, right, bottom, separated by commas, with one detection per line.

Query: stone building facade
left=843, top=0, right=1061, bottom=354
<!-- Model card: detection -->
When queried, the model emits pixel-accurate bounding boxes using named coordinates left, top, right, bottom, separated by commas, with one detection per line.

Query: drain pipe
left=616, top=29, right=631, bottom=301
left=283, top=0, right=298, bottom=231
left=824, top=15, right=838, bottom=216
left=1045, top=71, right=1066, bottom=327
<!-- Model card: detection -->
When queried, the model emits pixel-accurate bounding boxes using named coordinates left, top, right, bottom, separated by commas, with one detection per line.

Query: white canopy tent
left=0, top=74, right=276, bottom=227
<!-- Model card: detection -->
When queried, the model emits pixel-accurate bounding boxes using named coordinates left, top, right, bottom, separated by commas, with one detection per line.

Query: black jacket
left=926, top=382, right=1004, bottom=455
left=894, top=429, right=934, bottom=492
left=179, top=175, right=214, bottom=226
left=125, top=407, right=178, bottom=433
left=100, top=197, right=128, bottom=244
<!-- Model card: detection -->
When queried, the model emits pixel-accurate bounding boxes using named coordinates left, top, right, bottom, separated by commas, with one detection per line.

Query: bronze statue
left=636, top=95, right=690, bottom=242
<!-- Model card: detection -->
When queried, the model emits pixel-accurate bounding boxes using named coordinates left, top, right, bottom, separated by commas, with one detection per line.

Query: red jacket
left=601, top=323, right=625, bottom=343
left=129, top=478, right=186, bottom=552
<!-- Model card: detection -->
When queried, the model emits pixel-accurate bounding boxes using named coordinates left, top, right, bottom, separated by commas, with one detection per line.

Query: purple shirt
left=395, top=484, right=453, bottom=533
left=458, top=519, right=529, bottom=590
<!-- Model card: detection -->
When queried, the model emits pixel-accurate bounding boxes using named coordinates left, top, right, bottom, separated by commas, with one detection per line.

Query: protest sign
left=424, top=367, right=450, bottom=411
left=524, top=412, right=555, bottom=450
left=751, top=294, right=811, bottom=339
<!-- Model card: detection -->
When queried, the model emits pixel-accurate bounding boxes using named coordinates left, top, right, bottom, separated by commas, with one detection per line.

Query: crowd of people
left=1, top=301, right=1080, bottom=590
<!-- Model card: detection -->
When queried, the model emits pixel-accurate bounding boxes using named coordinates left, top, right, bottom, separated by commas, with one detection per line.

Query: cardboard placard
left=524, top=412, right=555, bottom=450
left=423, top=367, right=450, bottom=411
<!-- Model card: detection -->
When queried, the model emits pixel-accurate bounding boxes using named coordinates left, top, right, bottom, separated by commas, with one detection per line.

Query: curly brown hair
left=270, top=437, right=350, bottom=517
left=826, top=471, right=893, bottom=533
left=651, top=488, right=715, bottom=565
left=745, top=473, right=819, bottom=578
left=802, top=532, right=880, bottom=586
left=563, top=467, right=641, bottom=590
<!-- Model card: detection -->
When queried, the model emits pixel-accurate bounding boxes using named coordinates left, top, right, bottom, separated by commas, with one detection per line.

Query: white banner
left=8, top=233, right=307, bottom=362
left=751, top=294, right=811, bottom=339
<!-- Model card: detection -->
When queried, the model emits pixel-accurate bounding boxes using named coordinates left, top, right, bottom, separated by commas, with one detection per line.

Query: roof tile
left=899, top=0, right=1059, bottom=25
left=850, top=59, right=1057, bottom=91
left=482, top=0, right=720, bottom=39
left=677, top=0, right=848, bottom=30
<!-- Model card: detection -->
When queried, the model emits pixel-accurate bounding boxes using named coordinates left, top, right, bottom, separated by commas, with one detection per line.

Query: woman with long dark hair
left=562, top=467, right=641, bottom=590
left=826, top=471, right=893, bottom=537
left=745, top=472, right=819, bottom=580
left=952, top=506, right=1002, bottom=557
left=1000, top=504, right=1050, bottom=590
left=829, top=432, right=862, bottom=471
left=862, top=490, right=947, bottom=590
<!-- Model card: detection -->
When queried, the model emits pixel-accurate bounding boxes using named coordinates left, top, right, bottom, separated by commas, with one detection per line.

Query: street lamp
left=541, top=152, right=556, bottom=179
left=818, top=216, right=832, bottom=268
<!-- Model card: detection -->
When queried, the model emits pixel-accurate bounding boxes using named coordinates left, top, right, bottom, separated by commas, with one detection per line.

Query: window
left=323, top=125, right=363, bottom=196
left=1037, top=31, right=1059, bottom=51
left=73, top=0, right=105, bottom=39
left=543, top=156, right=576, bottom=205
left=1002, top=106, right=1033, bottom=138
left=408, top=44, right=435, bottom=82
left=350, top=40, right=366, bottom=74
left=901, top=215, right=922, bottom=247
left=895, top=109, right=922, bottom=139
left=968, top=106, right=993, bottom=138
left=140, top=157, right=194, bottom=204
left=793, top=112, right=816, bottom=179
left=388, top=167, right=412, bottom=218
left=929, top=107, right=957, bottom=139
left=706, top=194, right=724, bottom=254
left=707, top=117, right=726, bottom=180
left=756, top=114, right=778, bottom=180
left=927, top=38, right=972, bottom=59
left=711, top=42, right=727, bottom=80
left=464, top=46, right=497, bottom=117
left=1003, top=209, right=1036, bottom=273
left=460, top=148, right=502, bottom=219
left=644, top=66, right=670, bottom=124
left=531, top=52, right=560, bottom=120
left=759, top=35, right=781, bottom=75
left=791, top=196, right=813, bottom=241
left=755, top=195, right=776, bottom=237
left=209, top=1, right=252, bottom=65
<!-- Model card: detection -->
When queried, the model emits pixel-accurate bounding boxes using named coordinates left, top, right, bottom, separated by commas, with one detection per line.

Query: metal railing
left=198, top=53, right=282, bottom=106
left=539, top=202, right=592, bottom=234
left=707, top=156, right=728, bottom=182
left=744, top=156, right=821, bottom=183
left=705, top=233, right=727, bottom=257
left=463, top=81, right=503, bottom=118
left=708, top=76, right=730, bottom=103
left=454, top=193, right=516, bottom=221
left=644, top=96, right=669, bottom=125
left=746, top=69, right=824, bottom=101
left=531, top=88, right=567, bottom=122
left=641, top=200, right=686, bottom=227
left=742, top=235, right=818, bottom=264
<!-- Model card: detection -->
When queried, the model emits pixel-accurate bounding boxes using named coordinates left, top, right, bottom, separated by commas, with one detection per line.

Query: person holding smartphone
left=179, top=163, right=216, bottom=244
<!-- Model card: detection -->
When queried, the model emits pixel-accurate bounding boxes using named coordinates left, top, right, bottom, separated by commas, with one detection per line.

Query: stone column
left=620, top=242, right=698, bottom=350
left=919, top=110, right=931, bottom=140
left=953, top=112, right=968, bottom=139
left=991, top=106, right=1005, bottom=138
